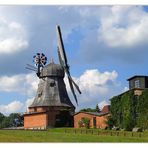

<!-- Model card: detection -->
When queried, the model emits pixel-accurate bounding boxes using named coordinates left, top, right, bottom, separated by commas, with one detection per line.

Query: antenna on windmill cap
left=50, top=57, right=54, bottom=63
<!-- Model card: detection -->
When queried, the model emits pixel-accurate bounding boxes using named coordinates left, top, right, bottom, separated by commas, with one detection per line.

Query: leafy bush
left=81, top=117, right=90, bottom=129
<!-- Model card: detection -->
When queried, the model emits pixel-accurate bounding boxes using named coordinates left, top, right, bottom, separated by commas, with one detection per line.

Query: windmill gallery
left=24, top=26, right=81, bottom=129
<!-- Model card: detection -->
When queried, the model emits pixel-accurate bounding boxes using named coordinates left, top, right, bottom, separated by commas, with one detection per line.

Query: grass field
left=0, top=128, right=148, bottom=142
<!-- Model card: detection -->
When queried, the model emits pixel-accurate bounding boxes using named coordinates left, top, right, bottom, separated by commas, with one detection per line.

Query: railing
left=64, top=129, right=142, bottom=138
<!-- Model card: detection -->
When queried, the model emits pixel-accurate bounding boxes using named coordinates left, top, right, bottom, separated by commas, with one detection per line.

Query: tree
left=95, top=104, right=101, bottom=112
left=0, top=112, right=24, bottom=129
left=0, top=117, right=10, bottom=128
left=0, top=113, right=5, bottom=123
left=80, top=104, right=100, bottom=112
left=0, top=113, right=5, bottom=128
left=9, top=113, right=24, bottom=127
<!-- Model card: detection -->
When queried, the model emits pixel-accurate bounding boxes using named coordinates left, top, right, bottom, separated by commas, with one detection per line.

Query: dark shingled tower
left=29, top=61, right=75, bottom=108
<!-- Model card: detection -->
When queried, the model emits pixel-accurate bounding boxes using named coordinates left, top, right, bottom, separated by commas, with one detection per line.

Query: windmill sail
left=56, top=25, right=81, bottom=105
left=56, top=25, right=68, bottom=68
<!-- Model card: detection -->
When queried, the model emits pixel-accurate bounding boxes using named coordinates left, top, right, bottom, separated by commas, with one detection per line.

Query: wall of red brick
left=24, top=106, right=75, bottom=128
left=24, top=113, right=48, bottom=129
left=74, top=112, right=108, bottom=129
left=74, top=112, right=94, bottom=128
left=96, top=116, right=108, bottom=129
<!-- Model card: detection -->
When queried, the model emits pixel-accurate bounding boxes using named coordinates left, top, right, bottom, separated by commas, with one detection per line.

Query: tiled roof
left=101, top=105, right=110, bottom=114
left=127, top=75, right=148, bottom=81
left=75, top=111, right=109, bottom=116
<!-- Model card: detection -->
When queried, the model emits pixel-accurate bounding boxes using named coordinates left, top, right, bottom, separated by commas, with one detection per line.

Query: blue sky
left=0, top=5, right=148, bottom=115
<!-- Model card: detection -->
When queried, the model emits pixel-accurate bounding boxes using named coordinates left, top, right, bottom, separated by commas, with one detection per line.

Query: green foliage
left=106, top=115, right=114, bottom=130
left=95, top=104, right=101, bottom=112
left=0, top=113, right=24, bottom=129
left=80, top=104, right=101, bottom=113
left=0, top=113, right=5, bottom=121
left=78, top=120, right=83, bottom=128
left=136, top=90, right=148, bottom=129
left=81, top=117, right=90, bottom=129
left=110, top=89, right=148, bottom=131
left=0, top=117, right=11, bottom=128
left=79, top=117, right=90, bottom=129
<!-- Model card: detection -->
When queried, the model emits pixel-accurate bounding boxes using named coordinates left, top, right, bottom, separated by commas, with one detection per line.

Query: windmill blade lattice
left=56, top=25, right=81, bottom=106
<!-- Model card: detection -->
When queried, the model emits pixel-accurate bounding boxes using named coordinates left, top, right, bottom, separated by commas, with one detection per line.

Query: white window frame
left=135, top=80, right=140, bottom=88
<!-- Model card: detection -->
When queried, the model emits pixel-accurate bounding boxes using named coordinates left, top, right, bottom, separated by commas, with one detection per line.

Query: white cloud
left=98, top=6, right=148, bottom=48
left=0, top=100, right=23, bottom=115
left=0, top=73, right=39, bottom=114
left=98, top=100, right=110, bottom=110
left=64, top=69, right=120, bottom=109
left=24, top=97, right=34, bottom=112
left=0, top=15, right=28, bottom=54
left=0, top=97, right=34, bottom=115
left=77, top=69, right=118, bottom=97
left=0, top=73, right=39, bottom=96
left=123, top=86, right=129, bottom=92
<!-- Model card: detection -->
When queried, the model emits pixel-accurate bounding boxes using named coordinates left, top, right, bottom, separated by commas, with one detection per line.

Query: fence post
left=98, top=131, right=99, bottom=135
left=131, top=132, right=133, bottom=137
left=110, top=132, right=112, bottom=136
left=139, top=133, right=141, bottom=138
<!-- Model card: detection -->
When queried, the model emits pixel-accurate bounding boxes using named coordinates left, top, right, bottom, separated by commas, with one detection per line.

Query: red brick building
left=74, top=105, right=110, bottom=129
left=24, top=106, right=74, bottom=129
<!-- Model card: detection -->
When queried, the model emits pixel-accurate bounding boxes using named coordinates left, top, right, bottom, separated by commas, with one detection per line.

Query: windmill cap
left=40, top=63, right=64, bottom=77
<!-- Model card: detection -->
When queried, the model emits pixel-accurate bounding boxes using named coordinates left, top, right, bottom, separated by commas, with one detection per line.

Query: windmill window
left=135, top=80, right=140, bottom=88
left=38, top=91, right=42, bottom=97
left=50, top=81, right=56, bottom=87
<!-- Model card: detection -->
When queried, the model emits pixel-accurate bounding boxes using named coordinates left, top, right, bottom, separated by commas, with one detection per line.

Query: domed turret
left=40, top=62, right=65, bottom=78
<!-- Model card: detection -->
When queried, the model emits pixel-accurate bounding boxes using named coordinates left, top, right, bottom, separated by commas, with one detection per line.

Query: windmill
left=24, top=25, right=81, bottom=129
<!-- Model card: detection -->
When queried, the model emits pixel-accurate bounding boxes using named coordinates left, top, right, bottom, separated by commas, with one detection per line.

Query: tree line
left=0, top=113, right=24, bottom=129
left=79, top=104, right=101, bottom=112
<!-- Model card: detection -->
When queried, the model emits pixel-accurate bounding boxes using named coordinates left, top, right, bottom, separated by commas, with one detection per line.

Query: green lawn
left=0, top=128, right=147, bottom=142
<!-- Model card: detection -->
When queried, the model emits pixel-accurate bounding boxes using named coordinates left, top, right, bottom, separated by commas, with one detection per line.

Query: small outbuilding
left=74, top=105, right=110, bottom=129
